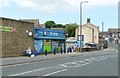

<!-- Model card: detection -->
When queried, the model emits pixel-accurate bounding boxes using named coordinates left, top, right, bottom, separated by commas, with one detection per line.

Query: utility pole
left=80, top=2, right=82, bottom=53
left=79, top=1, right=88, bottom=52
left=102, top=22, right=104, bottom=49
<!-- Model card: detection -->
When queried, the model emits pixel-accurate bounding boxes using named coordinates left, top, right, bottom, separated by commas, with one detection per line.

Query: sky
left=0, top=0, right=119, bottom=31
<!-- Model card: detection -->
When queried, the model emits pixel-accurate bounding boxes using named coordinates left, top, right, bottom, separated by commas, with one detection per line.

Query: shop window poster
left=44, top=40, right=51, bottom=53
left=34, top=40, right=43, bottom=53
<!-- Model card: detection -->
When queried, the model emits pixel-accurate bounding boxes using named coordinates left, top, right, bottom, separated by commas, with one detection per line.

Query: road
left=2, top=48, right=118, bottom=78
left=108, top=41, right=119, bottom=51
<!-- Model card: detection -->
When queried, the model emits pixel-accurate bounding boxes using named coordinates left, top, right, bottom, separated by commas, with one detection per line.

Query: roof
left=108, top=28, right=120, bottom=33
left=20, top=19, right=39, bottom=25
left=83, top=23, right=99, bottom=30
left=99, top=32, right=109, bottom=35
left=40, top=24, right=45, bottom=28
left=0, top=17, right=34, bottom=24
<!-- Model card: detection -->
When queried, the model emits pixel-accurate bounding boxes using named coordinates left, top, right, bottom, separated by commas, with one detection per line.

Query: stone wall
left=1, top=17, right=34, bottom=57
left=76, top=25, right=99, bottom=45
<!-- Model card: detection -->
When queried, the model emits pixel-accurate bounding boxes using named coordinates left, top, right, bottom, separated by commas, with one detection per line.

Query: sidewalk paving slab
left=1, top=52, right=79, bottom=66
left=1, top=49, right=116, bottom=66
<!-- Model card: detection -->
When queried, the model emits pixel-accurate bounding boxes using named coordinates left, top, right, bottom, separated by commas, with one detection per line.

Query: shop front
left=34, top=28, right=66, bottom=54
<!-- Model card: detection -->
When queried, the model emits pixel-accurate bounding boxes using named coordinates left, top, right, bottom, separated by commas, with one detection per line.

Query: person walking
left=54, top=48, right=56, bottom=55
left=61, top=47, right=63, bottom=54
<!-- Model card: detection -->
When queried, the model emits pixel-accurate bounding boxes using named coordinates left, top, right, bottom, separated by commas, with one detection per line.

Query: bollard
left=45, top=49, right=47, bottom=56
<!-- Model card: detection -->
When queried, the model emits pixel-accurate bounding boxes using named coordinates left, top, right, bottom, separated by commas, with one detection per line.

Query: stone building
left=108, top=28, right=120, bottom=44
left=0, top=17, right=34, bottom=57
left=75, top=18, right=99, bottom=45
left=99, top=32, right=109, bottom=39
left=20, top=19, right=45, bottom=28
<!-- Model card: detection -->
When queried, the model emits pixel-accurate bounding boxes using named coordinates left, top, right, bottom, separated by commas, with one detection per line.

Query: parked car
left=99, top=39, right=108, bottom=49
left=103, top=40, right=108, bottom=49
left=84, top=42, right=97, bottom=48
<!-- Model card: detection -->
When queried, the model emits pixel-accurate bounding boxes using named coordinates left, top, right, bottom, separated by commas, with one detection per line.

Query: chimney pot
left=87, top=18, right=90, bottom=23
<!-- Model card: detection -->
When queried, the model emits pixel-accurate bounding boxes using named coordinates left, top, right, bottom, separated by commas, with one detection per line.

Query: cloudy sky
left=0, top=0, right=119, bottom=31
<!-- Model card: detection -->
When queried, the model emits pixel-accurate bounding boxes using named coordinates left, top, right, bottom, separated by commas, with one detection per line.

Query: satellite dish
left=26, top=30, right=29, bottom=34
left=28, top=32, right=32, bottom=36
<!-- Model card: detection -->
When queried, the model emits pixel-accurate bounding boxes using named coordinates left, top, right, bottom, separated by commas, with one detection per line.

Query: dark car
left=84, top=42, right=97, bottom=48
left=99, top=39, right=108, bottom=49
left=103, top=40, right=108, bottom=49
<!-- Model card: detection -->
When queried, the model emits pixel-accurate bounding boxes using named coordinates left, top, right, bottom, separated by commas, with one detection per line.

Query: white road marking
left=59, top=64, right=68, bottom=67
left=43, top=69, right=67, bottom=76
left=89, top=58, right=101, bottom=61
left=71, top=62, right=80, bottom=66
left=7, top=54, right=118, bottom=76
left=59, top=62, right=79, bottom=68
left=9, top=68, right=45, bottom=76
left=74, top=61, right=89, bottom=65
left=84, top=59, right=93, bottom=63
left=79, top=63, right=90, bottom=66
left=59, top=60, right=90, bottom=68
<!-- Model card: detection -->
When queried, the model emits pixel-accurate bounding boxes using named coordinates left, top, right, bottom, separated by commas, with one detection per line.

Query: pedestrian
left=70, top=47, right=72, bottom=53
left=45, top=49, right=47, bottom=56
left=61, top=47, right=63, bottom=54
left=54, top=48, right=56, bottom=55
left=67, top=47, right=70, bottom=53
left=72, top=46, right=74, bottom=53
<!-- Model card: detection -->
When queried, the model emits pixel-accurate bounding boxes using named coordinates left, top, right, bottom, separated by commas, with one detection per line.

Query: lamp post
left=80, top=1, right=88, bottom=52
left=102, top=22, right=104, bottom=49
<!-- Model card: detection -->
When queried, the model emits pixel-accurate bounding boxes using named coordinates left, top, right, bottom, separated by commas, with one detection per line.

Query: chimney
left=87, top=18, right=90, bottom=23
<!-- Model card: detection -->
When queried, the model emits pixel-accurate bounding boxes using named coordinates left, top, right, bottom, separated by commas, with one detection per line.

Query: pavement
left=1, top=47, right=118, bottom=66
left=1, top=52, right=82, bottom=66
left=2, top=48, right=118, bottom=77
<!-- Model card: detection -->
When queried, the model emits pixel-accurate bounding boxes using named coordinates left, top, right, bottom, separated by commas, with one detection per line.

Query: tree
left=64, top=23, right=78, bottom=37
left=53, top=24, right=63, bottom=28
left=45, top=21, right=56, bottom=28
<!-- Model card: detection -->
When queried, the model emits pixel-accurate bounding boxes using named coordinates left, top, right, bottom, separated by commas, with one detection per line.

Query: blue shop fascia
left=34, top=27, right=66, bottom=54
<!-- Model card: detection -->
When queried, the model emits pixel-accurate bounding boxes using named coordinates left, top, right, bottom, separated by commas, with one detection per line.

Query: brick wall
left=1, top=17, right=34, bottom=57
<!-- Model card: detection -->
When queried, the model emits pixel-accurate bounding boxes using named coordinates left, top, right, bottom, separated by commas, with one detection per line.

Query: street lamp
left=80, top=1, right=88, bottom=52
left=102, top=22, right=104, bottom=49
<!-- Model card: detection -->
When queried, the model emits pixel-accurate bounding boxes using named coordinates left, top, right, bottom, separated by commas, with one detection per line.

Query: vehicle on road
left=84, top=42, right=97, bottom=48
left=99, top=39, right=108, bottom=49
left=66, top=38, right=77, bottom=52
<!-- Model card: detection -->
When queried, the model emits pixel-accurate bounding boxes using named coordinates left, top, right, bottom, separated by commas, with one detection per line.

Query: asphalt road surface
left=108, top=41, right=119, bottom=51
left=2, top=49, right=118, bottom=77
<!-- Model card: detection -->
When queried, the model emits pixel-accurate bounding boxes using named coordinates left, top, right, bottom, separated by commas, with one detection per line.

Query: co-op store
left=34, top=28, right=66, bottom=54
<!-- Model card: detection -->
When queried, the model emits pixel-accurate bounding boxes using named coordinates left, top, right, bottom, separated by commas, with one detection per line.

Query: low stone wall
left=76, top=47, right=98, bottom=52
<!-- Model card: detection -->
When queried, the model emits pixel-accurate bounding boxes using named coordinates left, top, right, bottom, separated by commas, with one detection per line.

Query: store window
left=44, top=39, right=51, bottom=53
